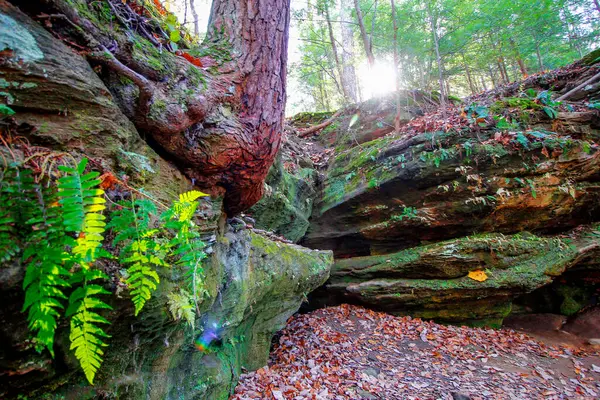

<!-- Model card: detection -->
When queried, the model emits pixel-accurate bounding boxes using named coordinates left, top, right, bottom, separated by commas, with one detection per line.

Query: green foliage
left=0, top=104, right=15, bottom=116
left=391, top=206, right=419, bottom=221
left=0, top=168, right=25, bottom=262
left=21, top=170, right=72, bottom=356
left=163, top=190, right=208, bottom=310
left=58, top=158, right=107, bottom=263
left=167, top=288, right=195, bottom=329
left=108, top=198, right=164, bottom=316
left=292, top=0, right=597, bottom=111
left=1, top=157, right=210, bottom=386
left=66, top=268, right=112, bottom=385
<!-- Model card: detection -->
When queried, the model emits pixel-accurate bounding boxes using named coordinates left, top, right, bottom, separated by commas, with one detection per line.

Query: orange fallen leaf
left=468, top=270, right=488, bottom=282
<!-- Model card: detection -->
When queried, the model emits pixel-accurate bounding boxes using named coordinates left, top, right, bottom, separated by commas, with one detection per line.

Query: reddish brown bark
left=41, top=0, right=291, bottom=215
left=181, top=0, right=290, bottom=215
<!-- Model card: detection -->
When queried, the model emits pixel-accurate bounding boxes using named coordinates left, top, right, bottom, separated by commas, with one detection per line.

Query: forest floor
left=232, top=304, right=600, bottom=400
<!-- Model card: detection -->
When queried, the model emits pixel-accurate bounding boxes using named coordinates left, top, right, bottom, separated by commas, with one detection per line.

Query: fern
left=164, top=191, right=208, bottom=310
left=21, top=177, right=72, bottom=356
left=58, top=158, right=107, bottom=264
left=0, top=168, right=21, bottom=262
left=66, top=268, right=112, bottom=385
left=58, top=158, right=111, bottom=384
left=108, top=197, right=165, bottom=315
left=167, top=288, right=195, bottom=329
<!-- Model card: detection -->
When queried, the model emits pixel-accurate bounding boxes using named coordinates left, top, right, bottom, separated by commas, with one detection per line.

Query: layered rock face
left=286, top=56, right=600, bottom=326
left=0, top=2, right=332, bottom=398
left=2, top=227, right=331, bottom=399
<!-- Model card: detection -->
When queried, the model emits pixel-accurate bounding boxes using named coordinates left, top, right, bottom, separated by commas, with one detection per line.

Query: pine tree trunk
left=29, top=0, right=292, bottom=215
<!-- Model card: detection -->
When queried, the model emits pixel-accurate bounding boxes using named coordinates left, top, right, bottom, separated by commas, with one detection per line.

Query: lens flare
left=194, top=322, right=221, bottom=352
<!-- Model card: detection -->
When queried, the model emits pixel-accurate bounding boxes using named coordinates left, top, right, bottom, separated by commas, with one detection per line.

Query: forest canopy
left=287, top=0, right=599, bottom=111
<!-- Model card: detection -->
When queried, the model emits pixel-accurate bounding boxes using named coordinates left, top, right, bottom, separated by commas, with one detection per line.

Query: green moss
left=289, top=111, right=333, bottom=125
left=557, top=285, right=593, bottom=316
left=149, top=98, right=167, bottom=121
left=187, top=41, right=233, bottom=66
left=187, top=66, right=207, bottom=89
left=132, top=36, right=175, bottom=74
left=490, top=97, right=542, bottom=114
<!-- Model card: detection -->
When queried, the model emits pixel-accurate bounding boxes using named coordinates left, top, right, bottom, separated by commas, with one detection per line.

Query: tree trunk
left=509, top=37, right=528, bottom=77
left=340, top=1, right=358, bottom=103
left=31, top=0, right=291, bottom=215
left=323, top=2, right=347, bottom=100
left=391, top=0, right=401, bottom=131
left=594, top=0, right=600, bottom=15
left=535, top=43, right=544, bottom=72
left=353, top=0, right=375, bottom=67
left=462, top=53, right=475, bottom=94
left=427, top=3, right=445, bottom=107
left=189, top=0, right=199, bottom=37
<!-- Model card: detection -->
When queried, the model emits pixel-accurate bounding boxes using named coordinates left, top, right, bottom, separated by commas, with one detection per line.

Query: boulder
left=297, top=55, right=600, bottom=326
left=310, top=230, right=599, bottom=327
left=0, top=229, right=332, bottom=399
left=0, top=2, right=333, bottom=398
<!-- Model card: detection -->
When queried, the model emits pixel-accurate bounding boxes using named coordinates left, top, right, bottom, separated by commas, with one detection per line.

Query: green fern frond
left=108, top=198, right=156, bottom=246
left=58, top=158, right=106, bottom=264
left=171, top=190, right=208, bottom=222
left=108, top=197, right=164, bottom=315
left=22, top=180, right=72, bottom=356
left=167, top=288, right=195, bottom=329
left=66, top=268, right=112, bottom=385
left=125, top=239, right=166, bottom=315
left=0, top=169, right=20, bottom=262
left=163, top=191, right=208, bottom=310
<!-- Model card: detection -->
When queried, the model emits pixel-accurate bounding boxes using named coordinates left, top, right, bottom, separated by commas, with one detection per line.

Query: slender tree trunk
left=481, top=75, right=488, bottom=91
left=353, top=0, right=375, bottom=67
left=188, top=0, right=199, bottom=37
left=462, top=53, right=475, bottom=94
left=535, top=43, right=544, bottom=72
left=497, top=59, right=508, bottom=84
left=340, top=1, right=358, bottom=103
left=487, top=65, right=496, bottom=88
left=427, top=3, right=445, bottom=106
left=370, top=0, right=378, bottom=40
left=391, top=0, right=401, bottom=131
left=593, top=0, right=600, bottom=15
left=324, top=3, right=347, bottom=99
left=509, top=37, right=527, bottom=77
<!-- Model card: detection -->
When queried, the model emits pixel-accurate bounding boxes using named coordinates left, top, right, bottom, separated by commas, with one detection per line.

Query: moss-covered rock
left=247, top=155, right=317, bottom=242
left=0, top=229, right=332, bottom=399
left=302, top=126, right=599, bottom=258
left=310, top=230, right=597, bottom=327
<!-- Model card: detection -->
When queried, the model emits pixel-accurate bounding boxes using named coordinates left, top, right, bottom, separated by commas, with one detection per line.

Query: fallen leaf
left=468, top=270, right=488, bottom=282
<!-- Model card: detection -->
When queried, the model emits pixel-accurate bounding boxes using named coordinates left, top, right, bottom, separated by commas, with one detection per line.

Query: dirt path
left=232, top=305, right=600, bottom=400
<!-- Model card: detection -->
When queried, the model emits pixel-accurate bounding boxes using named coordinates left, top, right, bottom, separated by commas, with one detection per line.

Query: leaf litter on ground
left=232, top=304, right=600, bottom=400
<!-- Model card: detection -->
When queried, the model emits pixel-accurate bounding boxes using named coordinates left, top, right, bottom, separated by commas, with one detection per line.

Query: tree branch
left=557, top=71, right=600, bottom=101
left=298, top=109, right=344, bottom=138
